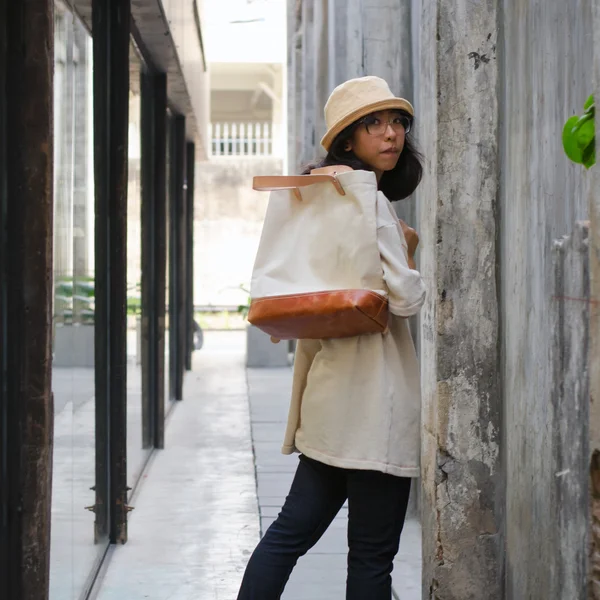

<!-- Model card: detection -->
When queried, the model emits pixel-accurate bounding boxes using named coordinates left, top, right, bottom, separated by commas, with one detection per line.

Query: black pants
left=237, top=454, right=412, bottom=600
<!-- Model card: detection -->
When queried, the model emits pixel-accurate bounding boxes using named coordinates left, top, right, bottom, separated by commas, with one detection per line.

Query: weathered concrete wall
left=500, top=0, right=591, bottom=597
left=194, top=157, right=282, bottom=306
left=287, top=0, right=301, bottom=174
left=299, top=0, right=316, bottom=168
left=551, top=224, right=590, bottom=600
left=416, top=0, right=503, bottom=597
left=591, top=1, right=600, bottom=595
left=289, top=0, right=595, bottom=595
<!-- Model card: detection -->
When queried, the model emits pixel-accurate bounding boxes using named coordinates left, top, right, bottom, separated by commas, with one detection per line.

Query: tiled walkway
left=93, top=331, right=421, bottom=599
left=247, top=367, right=421, bottom=600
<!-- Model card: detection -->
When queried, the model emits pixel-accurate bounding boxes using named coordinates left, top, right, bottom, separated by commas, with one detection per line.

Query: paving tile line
left=245, top=366, right=266, bottom=537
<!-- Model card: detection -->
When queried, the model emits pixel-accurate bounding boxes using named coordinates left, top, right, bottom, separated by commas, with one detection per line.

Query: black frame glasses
left=359, top=113, right=412, bottom=136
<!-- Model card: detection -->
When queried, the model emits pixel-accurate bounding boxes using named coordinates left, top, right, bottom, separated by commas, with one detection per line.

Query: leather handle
left=253, top=174, right=346, bottom=200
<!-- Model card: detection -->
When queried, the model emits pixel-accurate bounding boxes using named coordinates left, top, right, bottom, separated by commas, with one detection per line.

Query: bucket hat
left=320, top=76, right=414, bottom=151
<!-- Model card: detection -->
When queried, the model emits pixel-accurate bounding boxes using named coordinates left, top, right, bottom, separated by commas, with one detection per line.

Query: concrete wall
left=500, top=1, right=591, bottom=597
left=194, top=157, right=282, bottom=306
left=415, top=0, right=592, bottom=596
left=592, top=2, right=600, bottom=596
left=416, top=0, right=503, bottom=596
left=550, top=223, right=590, bottom=599
left=289, top=0, right=594, bottom=595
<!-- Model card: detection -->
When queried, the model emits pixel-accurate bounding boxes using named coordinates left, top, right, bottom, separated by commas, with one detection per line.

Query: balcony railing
left=210, top=122, right=274, bottom=157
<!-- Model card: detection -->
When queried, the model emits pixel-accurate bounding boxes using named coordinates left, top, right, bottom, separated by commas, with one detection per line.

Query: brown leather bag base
left=248, top=289, right=389, bottom=341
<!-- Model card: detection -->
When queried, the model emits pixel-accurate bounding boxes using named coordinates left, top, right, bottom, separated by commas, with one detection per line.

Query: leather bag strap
left=253, top=174, right=346, bottom=200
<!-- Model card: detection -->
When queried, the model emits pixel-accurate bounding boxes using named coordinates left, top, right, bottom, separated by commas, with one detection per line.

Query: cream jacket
left=281, top=176, right=426, bottom=477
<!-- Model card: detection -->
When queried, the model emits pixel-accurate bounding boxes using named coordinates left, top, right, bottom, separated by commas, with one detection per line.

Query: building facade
left=195, top=0, right=286, bottom=309
left=0, top=1, right=208, bottom=599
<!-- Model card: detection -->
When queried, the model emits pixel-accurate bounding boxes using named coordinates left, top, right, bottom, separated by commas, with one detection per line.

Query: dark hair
left=302, top=112, right=424, bottom=201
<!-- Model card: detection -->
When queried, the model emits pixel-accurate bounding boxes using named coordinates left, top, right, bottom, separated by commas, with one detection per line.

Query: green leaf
left=583, top=142, right=596, bottom=169
left=584, top=94, right=595, bottom=111
left=563, top=115, right=584, bottom=163
left=575, top=117, right=595, bottom=152
left=573, top=110, right=594, bottom=129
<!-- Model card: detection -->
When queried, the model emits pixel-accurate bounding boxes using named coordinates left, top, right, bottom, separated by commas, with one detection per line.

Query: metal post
left=185, top=142, right=195, bottom=372
left=0, top=1, right=55, bottom=598
left=177, top=121, right=187, bottom=395
left=92, top=0, right=130, bottom=545
left=141, top=71, right=167, bottom=449
left=140, top=70, right=154, bottom=450
left=169, top=115, right=186, bottom=401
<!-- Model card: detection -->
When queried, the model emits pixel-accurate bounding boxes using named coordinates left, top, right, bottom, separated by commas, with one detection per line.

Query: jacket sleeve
left=377, top=223, right=426, bottom=317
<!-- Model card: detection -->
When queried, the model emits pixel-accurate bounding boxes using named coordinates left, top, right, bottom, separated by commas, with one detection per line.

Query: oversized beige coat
left=281, top=174, right=426, bottom=478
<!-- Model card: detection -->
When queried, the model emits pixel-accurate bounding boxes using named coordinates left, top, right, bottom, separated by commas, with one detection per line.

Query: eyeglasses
left=359, top=114, right=412, bottom=136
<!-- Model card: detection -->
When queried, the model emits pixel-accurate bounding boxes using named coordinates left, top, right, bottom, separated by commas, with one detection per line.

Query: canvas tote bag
left=248, top=168, right=389, bottom=341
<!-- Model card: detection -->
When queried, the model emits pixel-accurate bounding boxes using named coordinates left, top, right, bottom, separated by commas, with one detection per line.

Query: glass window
left=127, top=45, right=150, bottom=493
left=50, top=6, right=108, bottom=599
left=165, top=112, right=174, bottom=412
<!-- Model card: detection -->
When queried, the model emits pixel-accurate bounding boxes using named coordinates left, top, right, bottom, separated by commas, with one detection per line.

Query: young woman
left=237, top=75, right=426, bottom=600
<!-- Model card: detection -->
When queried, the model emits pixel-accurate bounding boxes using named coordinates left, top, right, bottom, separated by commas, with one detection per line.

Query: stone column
left=417, top=0, right=503, bottom=598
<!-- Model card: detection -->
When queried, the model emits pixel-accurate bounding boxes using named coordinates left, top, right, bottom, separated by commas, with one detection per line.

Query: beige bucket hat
left=320, top=76, right=414, bottom=151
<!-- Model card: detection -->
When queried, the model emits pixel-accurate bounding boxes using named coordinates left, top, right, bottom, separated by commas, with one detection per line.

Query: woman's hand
left=399, top=220, right=419, bottom=270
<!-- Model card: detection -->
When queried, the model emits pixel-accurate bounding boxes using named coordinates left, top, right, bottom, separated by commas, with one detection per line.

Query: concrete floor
left=90, top=331, right=421, bottom=599
left=94, top=332, right=259, bottom=600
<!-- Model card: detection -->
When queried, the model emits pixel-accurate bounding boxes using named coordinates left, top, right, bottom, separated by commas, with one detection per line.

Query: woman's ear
left=344, top=141, right=353, bottom=152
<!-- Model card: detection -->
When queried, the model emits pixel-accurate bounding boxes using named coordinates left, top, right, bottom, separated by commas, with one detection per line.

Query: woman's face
left=345, top=110, right=408, bottom=180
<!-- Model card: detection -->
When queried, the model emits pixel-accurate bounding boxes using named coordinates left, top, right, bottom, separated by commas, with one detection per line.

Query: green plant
left=563, top=95, right=596, bottom=169
left=237, top=285, right=251, bottom=319
left=127, top=282, right=142, bottom=316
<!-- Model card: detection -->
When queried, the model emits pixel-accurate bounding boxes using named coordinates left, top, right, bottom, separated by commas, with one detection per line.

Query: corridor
left=92, top=332, right=421, bottom=599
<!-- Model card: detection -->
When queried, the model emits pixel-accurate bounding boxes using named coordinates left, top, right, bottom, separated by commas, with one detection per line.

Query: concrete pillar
left=287, top=0, right=302, bottom=173
left=345, top=0, right=412, bottom=100
left=417, top=0, right=503, bottom=598
left=551, top=224, right=590, bottom=599
left=312, top=0, right=329, bottom=149
left=300, top=0, right=315, bottom=167
left=293, top=0, right=414, bottom=172
left=53, top=9, right=75, bottom=281
left=73, top=21, right=91, bottom=282
left=338, top=0, right=415, bottom=225
left=327, top=0, right=347, bottom=88
left=590, top=1, right=600, bottom=594
left=270, top=66, right=285, bottom=158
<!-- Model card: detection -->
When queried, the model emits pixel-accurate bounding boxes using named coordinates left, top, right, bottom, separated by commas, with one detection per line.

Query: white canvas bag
left=248, top=169, right=389, bottom=340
